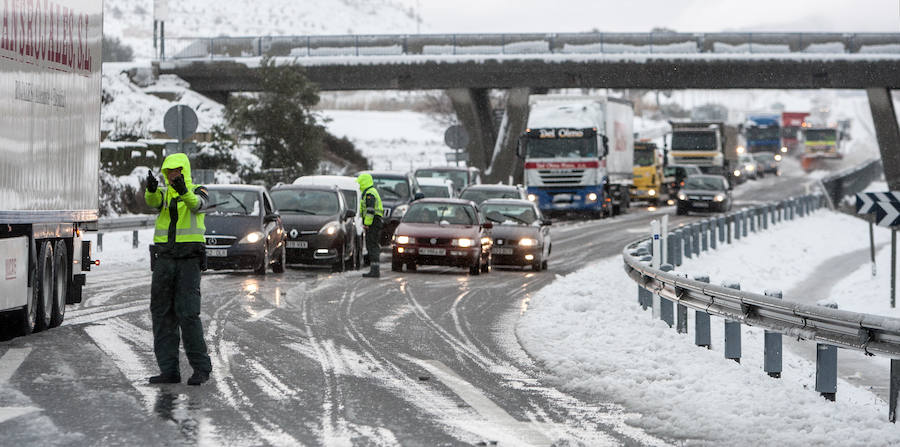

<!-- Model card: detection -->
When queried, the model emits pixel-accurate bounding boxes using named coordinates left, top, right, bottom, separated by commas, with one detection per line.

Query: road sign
left=163, top=105, right=199, bottom=142
left=154, top=0, right=169, bottom=20
left=857, top=191, right=900, bottom=214
left=444, top=125, right=469, bottom=150
left=165, top=142, right=198, bottom=156
left=445, top=152, right=468, bottom=163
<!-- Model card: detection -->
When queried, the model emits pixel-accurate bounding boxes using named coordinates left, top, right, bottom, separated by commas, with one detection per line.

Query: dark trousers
left=366, top=218, right=383, bottom=264
left=150, top=255, right=212, bottom=376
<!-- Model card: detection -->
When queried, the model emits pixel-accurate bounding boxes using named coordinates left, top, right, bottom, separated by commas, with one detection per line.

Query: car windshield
left=420, top=184, right=451, bottom=198
left=739, top=155, right=754, bottom=163
left=482, top=204, right=538, bottom=226
left=634, top=148, right=655, bottom=167
left=371, top=176, right=410, bottom=200
left=271, top=189, right=340, bottom=216
left=525, top=137, right=597, bottom=159
left=403, top=203, right=477, bottom=226
left=805, top=129, right=837, bottom=141
left=416, top=170, right=468, bottom=190
left=460, top=188, right=520, bottom=204
left=684, top=177, right=726, bottom=191
left=747, top=126, right=780, bottom=140
left=671, top=131, right=717, bottom=151
left=207, top=189, right=261, bottom=216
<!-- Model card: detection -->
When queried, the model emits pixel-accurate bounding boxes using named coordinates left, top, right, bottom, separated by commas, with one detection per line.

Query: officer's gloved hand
left=146, top=170, right=159, bottom=193
left=171, top=175, right=188, bottom=195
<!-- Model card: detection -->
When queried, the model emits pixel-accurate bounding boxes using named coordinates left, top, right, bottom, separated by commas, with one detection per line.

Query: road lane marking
left=405, top=356, right=554, bottom=446
left=0, top=348, right=32, bottom=383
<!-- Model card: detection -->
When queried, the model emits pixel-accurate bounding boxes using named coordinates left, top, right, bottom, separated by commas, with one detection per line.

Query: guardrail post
left=692, top=224, right=701, bottom=255
left=666, top=232, right=676, bottom=266
left=97, top=232, right=103, bottom=252
left=789, top=199, right=796, bottom=220
left=726, top=215, right=733, bottom=244
left=709, top=218, right=717, bottom=250
left=750, top=209, right=757, bottom=233
left=763, top=289, right=783, bottom=378
left=675, top=272, right=689, bottom=334
left=762, top=206, right=769, bottom=230
left=659, top=264, right=674, bottom=327
left=133, top=230, right=139, bottom=249
left=674, top=230, right=683, bottom=266
left=723, top=281, right=742, bottom=363
left=683, top=228, right=693, bottom=259
left=694, top=274, right=711, bottom=348
left=816, top=343, right=838, bottom=401
left=701, top=220, right=709, bottom=251
left=890, top=359, right=899, bottom=423
left=718, top=216, right=726, bottom=243
left=733, top=214, right=741, bottom=240
left=742, top=211, right=749, bottom=237
left=638, top=254, right=652, bottom=310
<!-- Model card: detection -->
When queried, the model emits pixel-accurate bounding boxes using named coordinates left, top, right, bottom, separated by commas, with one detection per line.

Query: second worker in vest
left=357, top=173, right=384, bottom=278
left=144, top=153, right=213, bottom=386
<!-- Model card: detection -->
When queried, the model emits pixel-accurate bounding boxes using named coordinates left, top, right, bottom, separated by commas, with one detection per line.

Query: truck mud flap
left=67, top=274, right=85, bottom=304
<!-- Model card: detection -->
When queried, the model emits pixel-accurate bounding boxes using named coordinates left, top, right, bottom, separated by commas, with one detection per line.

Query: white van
left=293, top=175, right=366, bottom=265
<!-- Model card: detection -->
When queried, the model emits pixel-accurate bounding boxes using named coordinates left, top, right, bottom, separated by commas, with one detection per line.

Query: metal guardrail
left=96, top=215, right=156, bottom=252
left=622, top=193, right=900, bottom=420
left=161, top=32, right=900, bottom=60
left=819, top=158, right=884, bottom=209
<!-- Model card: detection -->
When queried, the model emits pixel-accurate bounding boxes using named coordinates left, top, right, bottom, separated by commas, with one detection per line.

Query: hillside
left=104, top=0, right=420, bottom=59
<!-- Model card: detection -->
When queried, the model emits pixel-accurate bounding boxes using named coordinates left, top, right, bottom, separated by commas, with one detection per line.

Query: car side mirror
left=516, top=137, right=523, bottom=158
left=344, top=209, right=356, bottom=219
left=264, top=212, right=279, bottom=223
left=482, top=222, right=493, bottom=229
left=542, top=219, right=553, bottom=226
left=414, top=192, right=425, bottom=201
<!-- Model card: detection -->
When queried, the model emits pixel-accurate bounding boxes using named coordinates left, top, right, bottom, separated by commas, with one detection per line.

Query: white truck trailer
left=519, top=95, right=634, bottom=217
left=0, top=0, right=102, bottom=335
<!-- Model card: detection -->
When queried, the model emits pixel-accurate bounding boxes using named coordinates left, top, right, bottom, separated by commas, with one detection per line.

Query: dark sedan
left=752, top=152, right=781, bottom=175
left=481, top=199, right=552, bottom=271
left=204, top=185, right=286, bottom=275
left=391, top=199, right=493, bottom=275
left=676, top=175, right=733, bottom=215
left=270, top=185, right=358, bottom=272
left=459, top=184, right=527, bottom=205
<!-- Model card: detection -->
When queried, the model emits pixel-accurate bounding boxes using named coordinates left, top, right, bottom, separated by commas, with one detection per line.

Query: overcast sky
left=408, top=0, right=900, bottom=34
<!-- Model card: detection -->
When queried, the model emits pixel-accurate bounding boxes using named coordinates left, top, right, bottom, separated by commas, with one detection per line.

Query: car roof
left=416, top=177, right=454, bottom=186
left=293, top=175, right=358, bottom=190
left=411, top=198, right=477, bottom=207
left=359, top=170, right=410, bottom=179
left=206, top=184, right=265, bottom=192
left=271, top=184, right=340, bottom=192
left=686, top=174, right=727, bottom=181
left=462, top=184, right=520, bottom=191
left=415, top=166, right=471, bottom=173
left=481, top=198, right=536, bottom=206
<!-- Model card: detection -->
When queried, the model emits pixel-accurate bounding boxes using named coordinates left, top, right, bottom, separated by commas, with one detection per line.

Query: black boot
left=187, top=371, right=210, bottom=386
left=362, top=263, right=380, bottom=278
left=148, top=373, right=180, bottom=384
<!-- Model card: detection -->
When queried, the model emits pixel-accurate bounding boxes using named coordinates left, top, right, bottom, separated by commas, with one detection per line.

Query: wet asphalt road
left=0, top=168, right=817, bottom=446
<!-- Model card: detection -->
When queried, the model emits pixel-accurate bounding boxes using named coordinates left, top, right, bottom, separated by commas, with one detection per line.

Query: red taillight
left=680, top=181, right=685, bottom=186
left=94, top=260, right=101, bottom=266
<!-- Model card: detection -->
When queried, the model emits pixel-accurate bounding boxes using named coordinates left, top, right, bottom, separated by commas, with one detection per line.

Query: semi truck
left=743, top=114, right=782, bottom=154
left=0, top=0, right=102, bottom=336
left=800, top=124, right=843, bottom=171
left=667, top=121, right=740, bottom=182
left=630, top=141, right=668, bottom=206
left=781, top=112, right=810, bottom=154
left=519, top=95, right=634, bottom=217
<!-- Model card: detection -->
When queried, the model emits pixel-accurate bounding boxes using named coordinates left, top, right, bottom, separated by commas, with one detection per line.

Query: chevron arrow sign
left=856, top=191, right=900, bottom=214
left=875, top=201, right=900, bottom=227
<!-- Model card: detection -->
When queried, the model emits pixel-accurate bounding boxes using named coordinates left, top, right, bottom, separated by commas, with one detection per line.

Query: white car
left=293, top=175, right=366, bottom=267
left=416, top=177, right=456, bottom=198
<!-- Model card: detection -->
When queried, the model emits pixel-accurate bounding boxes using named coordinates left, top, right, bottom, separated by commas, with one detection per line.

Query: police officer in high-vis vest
left=144, top=153, right=212, bottom=386
left=356, top=173, right=384, bottom=278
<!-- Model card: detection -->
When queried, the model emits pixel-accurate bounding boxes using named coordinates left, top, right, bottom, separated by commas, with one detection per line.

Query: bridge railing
left=162, top=32, right=900, bottom=60
left=622, top=193, right=900, bottom=420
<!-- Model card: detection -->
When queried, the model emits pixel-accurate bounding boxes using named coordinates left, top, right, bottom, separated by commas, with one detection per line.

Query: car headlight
left=392, top=204, right=409, bottom=219
left=319, top=221, right=340, bottom=236
left=736, top=146, right=745, bottom=154
left=746, top=165, right=755, bottom=171
left=774, top=154, right=783, bottom=161
left=714, top=194, right=726, bottom=202
left=586, top=192, right=598, bottom=202
left=454, top=238, right=475, bottom=248
left=648, top=189, right=656, bottom=197
left=480, top=237, right=491, bottom=246
left=677, top=193, right=687, bottom=201
left=733, top=170, right=742, bottom=177
left=519, top=238, right=536, bottom=247
left=527, top=194, right=537, bottom=202
left=781, top=146, right=788, bottom=153
left=239, top=231, right=264, bottom=244
left=395, top=235, right=415, bottom=244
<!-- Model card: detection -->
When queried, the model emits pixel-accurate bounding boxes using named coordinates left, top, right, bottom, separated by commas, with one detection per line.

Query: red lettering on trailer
left=5, top=258, right=15, bottom=280
left=0, top=0, right=92, bottom=75
left=524, top=161, right=599, bottom=169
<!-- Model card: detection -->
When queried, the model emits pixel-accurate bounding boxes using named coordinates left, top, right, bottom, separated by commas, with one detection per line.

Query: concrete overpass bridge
left=156, top=32, right=900, bottom=185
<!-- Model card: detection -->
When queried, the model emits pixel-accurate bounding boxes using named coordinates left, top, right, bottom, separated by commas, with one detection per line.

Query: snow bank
left=517, top=254, right=900, bottom=445
left=832, top=244, right=900, bottom=318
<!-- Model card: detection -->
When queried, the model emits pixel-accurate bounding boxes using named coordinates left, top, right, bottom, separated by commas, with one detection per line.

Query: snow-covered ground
left=517, top=209, right=900, bottom=445
left=84, top=228, right=156, bottom=273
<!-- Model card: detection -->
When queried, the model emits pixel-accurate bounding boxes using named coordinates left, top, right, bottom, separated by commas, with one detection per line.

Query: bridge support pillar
left=447, top=88, right=497, bottom=174
left=867, top=88, right=900, bottom=191
left=486, top=87, right=531, bottom=184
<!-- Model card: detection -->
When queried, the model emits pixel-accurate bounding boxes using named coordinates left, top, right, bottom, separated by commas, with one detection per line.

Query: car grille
left=688, top=195, right=714, bottom=201
left=417, top=237, right=453, bottom=246
left=205, top=235, right=237, bottom=247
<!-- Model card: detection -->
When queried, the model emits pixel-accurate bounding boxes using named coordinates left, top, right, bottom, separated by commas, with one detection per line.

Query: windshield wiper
left=228, top=193, right=250, bottom=214
left=502, top=214, right=530, bottom=224
left=278, top=208, right=315, bottom=215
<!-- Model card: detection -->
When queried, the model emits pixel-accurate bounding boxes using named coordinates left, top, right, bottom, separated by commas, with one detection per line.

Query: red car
left=391, top=199, right=493, bottom=275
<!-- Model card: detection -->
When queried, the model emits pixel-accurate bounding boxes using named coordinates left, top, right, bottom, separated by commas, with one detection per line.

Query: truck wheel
left=16, top=261, right=39, bottom=336
left=34, top=241, right=54, bottom=332
left=50, top=240, right=68, bottom=328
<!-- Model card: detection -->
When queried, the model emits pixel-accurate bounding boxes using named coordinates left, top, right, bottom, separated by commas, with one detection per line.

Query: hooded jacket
left=145, top=153, right=208, bottom=245
left=356, top=173, right=384, bottom=226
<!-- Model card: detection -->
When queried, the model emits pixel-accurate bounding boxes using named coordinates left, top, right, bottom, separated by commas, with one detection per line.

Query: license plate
left=492, top=247, right=513, bottom=255
left=286, top=241, right=308, bottom=249
left=419, top=248, right=446, bottom=256
left=206, top=248, right=228, bottom=257
left=693, top=202, right=709, bottom=208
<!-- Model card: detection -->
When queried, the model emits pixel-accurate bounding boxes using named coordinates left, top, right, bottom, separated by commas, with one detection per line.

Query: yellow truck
left=630, top=141, right=668, bottom=205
